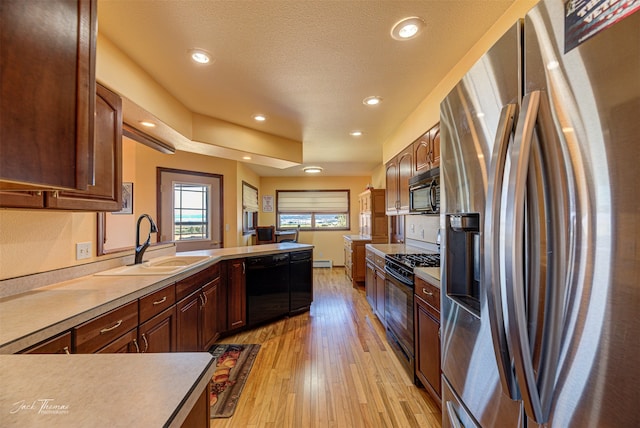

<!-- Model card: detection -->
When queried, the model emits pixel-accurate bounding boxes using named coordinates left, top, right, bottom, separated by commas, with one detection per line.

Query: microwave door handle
left=429, top=179, right=438, bottom=212
left=485, top=102, right=519, bottom=399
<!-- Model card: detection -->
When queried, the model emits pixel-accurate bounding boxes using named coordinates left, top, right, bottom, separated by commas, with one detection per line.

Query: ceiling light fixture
left=391, top=17, right=425, bottom=40
left=139, top=121, right=156, bottom=128
left=189, top=49, right=212, bottom=64
left=350, top=131, right=363, bottom=137
left=253, top=114, right=267, bottom=122
left=303, top=166, right=323, bottom=174
left=363, top=96, right=382, bottom=106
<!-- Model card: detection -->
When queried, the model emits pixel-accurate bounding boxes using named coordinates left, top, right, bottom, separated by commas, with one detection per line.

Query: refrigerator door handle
left=484, top=102, right=519, bottom=399
left=504, top=90, right=546, bottom=423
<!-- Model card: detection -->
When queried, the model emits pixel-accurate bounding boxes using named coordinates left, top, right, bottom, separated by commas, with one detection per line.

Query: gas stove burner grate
left=386, top=253, right=440, bottom=269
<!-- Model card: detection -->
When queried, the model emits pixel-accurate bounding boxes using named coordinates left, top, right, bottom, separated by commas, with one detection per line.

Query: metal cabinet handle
left=133, top=338, right=140, bottom=353
left=242, top=261, right=245, bottom=275
left=152, top=296, right=167, bottom=305
left=62, top=346, right=70, bottom=355
left=141, top=334, right=149, bottom=353
left=100, top=320, right=122, bottom=334
left=422, top=288, right=433, bottom=296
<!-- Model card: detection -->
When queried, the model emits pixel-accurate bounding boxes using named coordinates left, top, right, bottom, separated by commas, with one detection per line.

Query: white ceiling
left=98, top=0, right=516, bottom=176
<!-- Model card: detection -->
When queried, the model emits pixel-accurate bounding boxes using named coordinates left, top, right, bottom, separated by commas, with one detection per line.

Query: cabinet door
left=0, top=0, right=96, bottom=191
left=365, top=261, right=376, bottom=309
left=415, top=298, right=441, bottom=401
left=46, top=83, right=123, bottom=210
left=139, top=306, right=177, bottom=353
left=21, top=332, right=72, bottom=354
left=413, top=134, right=431, bottom=173
left=176, top=291, right=202, bottom=352
left=375, top=269, right=386, bottom=322
left=95, top=328, right=139, bottom=354
left=226, top=259, right=246, bottom=330
left=201, top=277, right=220, bottom=351
left=385, top=160, right=398, bottom=214
left=430, top=125, right=441, bottom=170
left=397, top=149, right=413, bottom=214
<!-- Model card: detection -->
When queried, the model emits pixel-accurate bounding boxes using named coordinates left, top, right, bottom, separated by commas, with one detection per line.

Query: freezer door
left=515, top=0, right=640, bottom=426
left=440, top=22, right=524, bottom=428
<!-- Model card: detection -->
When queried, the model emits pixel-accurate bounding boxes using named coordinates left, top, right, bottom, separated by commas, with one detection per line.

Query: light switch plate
left=76, top=242, right=91, bottom=260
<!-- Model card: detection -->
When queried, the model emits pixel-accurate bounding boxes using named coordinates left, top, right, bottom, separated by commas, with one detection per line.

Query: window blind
left=243, top=183, right=259, bottom=212
left=277, top=191, right=348, bottom=213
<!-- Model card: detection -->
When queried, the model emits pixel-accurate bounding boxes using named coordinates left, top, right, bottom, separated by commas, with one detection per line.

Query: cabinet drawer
left=139, top=283, right=176, bottom=323
left=21, top=331, right=72, bottom=354
left=415, top=277, right=440, bottom=313
left=74, top=301, right=138, bottom=354
left=176, top=264, right=220, bottom=301
left=95, top=328, right=139, bottom=354
left=366, top=249, right=374, bottom=263
left=374, top=254, right=385, bottom=270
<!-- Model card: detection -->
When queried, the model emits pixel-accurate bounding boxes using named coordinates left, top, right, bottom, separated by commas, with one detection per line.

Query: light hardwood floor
left=210, top=267, right=442, bottom=428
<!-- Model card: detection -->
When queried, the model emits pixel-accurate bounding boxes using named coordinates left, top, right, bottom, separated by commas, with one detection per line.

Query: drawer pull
left=422, top=288, right=434, bottom=296
left=62, top=346, right=70, bottom=355
left=152, top=296, right=167, bottom=305
left=133, top=339, right=140, bottom=353
left=100, top=320, right=122, bottom=334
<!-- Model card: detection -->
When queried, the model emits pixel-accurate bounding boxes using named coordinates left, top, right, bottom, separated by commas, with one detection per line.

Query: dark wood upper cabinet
left=46, top=83, right=123, bottom=211
left=0, top=0, right=97, bottom=192
left=413, top=123, right=440, bottom=174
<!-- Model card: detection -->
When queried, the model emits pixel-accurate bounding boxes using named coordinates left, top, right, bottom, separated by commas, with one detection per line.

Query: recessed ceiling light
left=303, top=166, right=323, bottom=174
left=242, top=156, right=252, bottom=160
left=391, top=17, right=425, bottom=40
left=350, top=131, right=363, bottom=137
left=189, top=49, right=212, bottom=64
left=139, top=121, right=156, bottom=128
left=253, top=114, right=267, bottom=122
left=363, top=96, right=382, bottom=106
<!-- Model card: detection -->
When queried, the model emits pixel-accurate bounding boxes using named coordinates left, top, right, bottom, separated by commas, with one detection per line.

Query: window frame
left=276, top=189, right=350, bottom=231
left=242, top=181, right=259, bottom=235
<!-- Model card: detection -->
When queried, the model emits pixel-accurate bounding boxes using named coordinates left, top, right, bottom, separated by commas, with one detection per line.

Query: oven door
left=384, top=272, right=415, bottom=376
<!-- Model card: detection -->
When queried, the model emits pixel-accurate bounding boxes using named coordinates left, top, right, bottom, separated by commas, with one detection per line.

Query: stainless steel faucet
left=135, top=214, right=158, bottom=264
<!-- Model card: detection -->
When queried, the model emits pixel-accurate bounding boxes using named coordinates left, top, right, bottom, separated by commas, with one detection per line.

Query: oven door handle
left=384, top=266, right=414, bottom=287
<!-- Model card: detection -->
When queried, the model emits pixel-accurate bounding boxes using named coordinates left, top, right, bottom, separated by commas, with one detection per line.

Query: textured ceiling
left=98, top=0, right=516, bottom=176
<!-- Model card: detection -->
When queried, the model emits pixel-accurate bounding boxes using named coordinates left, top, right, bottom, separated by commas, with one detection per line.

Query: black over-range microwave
left=409, top=168, right=440, bottom=214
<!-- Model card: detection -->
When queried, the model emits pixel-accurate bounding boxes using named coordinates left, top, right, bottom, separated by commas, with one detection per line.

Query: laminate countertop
left=0, top=353, right=215, bottom=427
left=0, top=243, right=313, bottom=354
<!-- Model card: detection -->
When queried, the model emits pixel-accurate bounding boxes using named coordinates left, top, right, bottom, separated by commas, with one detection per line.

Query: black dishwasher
left=290, top=250, right=313, bottom=314
left=246, top=253, right=290, bottom=326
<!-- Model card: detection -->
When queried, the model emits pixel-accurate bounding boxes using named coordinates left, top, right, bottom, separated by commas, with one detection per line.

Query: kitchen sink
left=95, top=255, right=212, bottom=276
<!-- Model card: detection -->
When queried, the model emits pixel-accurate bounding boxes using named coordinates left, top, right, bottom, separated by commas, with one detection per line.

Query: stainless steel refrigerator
left=439, top=0, right=639, bottom=426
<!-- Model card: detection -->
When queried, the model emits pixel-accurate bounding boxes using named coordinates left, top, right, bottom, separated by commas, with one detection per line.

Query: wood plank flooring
left=210, top=267, right=442, bottom=428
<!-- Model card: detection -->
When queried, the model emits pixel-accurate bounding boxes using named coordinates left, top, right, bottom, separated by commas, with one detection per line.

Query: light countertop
left=343, top=234, right=372, bottom=242
left=0, top=353, right=215, bottom=427
left=0, top=243, right=313, bottom=354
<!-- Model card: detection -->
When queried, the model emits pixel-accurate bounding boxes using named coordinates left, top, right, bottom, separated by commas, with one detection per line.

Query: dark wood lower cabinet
left=201, top=277, right=220, bottom=351
left=180, top=383, right=211, bottom=428
left=414, top=276, right=441, bottom=407
left=95, top=328, right=139, bottom=354
left=139, top=306, right=177, bottom=353
left=176, top=290, right=202, bottom=352
left=21, top=331, right=71, bottom=354
left=226, top=259, right=246, bottom=330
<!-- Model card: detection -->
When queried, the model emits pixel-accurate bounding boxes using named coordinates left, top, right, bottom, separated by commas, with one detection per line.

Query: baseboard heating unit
left=313, top=260, right=333, bottom=268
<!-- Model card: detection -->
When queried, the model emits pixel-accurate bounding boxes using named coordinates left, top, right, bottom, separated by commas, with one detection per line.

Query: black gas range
left=384, top=253, right=440, bottom=286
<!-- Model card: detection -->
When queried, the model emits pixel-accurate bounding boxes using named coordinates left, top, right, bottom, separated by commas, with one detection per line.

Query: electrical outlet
left=76, top=242, right=91, bottom=260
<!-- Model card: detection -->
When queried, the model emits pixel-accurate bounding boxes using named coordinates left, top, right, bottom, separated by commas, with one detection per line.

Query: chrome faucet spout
left=135, top=214, right=158, bottom=264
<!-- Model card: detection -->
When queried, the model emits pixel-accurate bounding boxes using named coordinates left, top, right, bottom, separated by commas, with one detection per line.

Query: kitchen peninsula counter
left=0, top=353, right=215, bottom=427
left=0, top=242, right=312, bottom=354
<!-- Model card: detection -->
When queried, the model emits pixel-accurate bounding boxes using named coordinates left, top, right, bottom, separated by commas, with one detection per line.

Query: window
left=276, top=190, right=349, bottom=231
left=242, top=181, right=259, bottom=234
left=158, top=168, right=223, bottom=252
left=173, top=183, right=209, bottom=241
